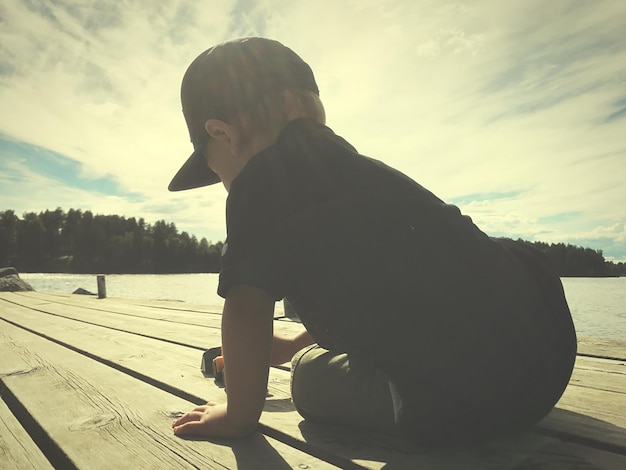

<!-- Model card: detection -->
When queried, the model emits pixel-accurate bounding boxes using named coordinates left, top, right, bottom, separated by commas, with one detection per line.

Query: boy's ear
left=204, top=119, right=233, bottom=142
left=205, top=119, right=243, bottom=156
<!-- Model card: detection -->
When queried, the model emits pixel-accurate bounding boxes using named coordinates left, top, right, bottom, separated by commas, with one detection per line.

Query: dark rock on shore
left=0, top=267, right=35, bottom=292
left=73, top=287, right=95, bottom=295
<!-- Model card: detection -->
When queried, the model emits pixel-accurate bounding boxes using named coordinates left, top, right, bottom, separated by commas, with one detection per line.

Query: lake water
left=19, top=273, right=626, bottom=342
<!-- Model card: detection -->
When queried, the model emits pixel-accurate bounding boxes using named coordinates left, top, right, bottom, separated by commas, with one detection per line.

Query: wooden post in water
left=97, top=275, right=107, bottom=299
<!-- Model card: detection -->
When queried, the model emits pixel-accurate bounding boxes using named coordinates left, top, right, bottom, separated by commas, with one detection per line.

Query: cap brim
left=168, top=149, right=221, bottom=191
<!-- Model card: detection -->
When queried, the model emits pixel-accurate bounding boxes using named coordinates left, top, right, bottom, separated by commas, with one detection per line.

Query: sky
left=1, top=0, right=625, bottom=261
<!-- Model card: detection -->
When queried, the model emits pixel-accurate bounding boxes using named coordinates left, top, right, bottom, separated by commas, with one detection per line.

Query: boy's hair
left=169, top=38, right=320, bottom=192
left=230, top=88, right=326, bottom=146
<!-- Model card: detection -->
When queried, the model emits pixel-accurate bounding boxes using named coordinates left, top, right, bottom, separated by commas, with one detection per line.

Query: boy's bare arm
left=172, top=284, right=274, bottom=437
left=271, top=329, right=315, bottom=365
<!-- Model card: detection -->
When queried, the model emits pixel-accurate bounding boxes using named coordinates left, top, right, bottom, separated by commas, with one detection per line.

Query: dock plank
left=2, top=292, right=625, bottom=469
left=5, top=291, right=307, bottom=344
left=5, top=294, right=625, bottom=422
left=0, top=299, right=287, bottom=400
left=0, top=316, right=588, bottom=468
left=1, top=296, right=401, bottom=468
left=16, top=291, right=225, bottom=323
left=578, top=337, right=626, bottom=361
left=570, top=356, right=625, bottom=395
left=536, top=354, right=625, bottom=455
left=559, top=356, right=625, bottom=428
left=0, top=320, right=337, bottom=469
left=0, top=396, right=54, bottom=470
left=7, top=291, right=223, bottom=330
left=11, top=290, right=293, bottom=323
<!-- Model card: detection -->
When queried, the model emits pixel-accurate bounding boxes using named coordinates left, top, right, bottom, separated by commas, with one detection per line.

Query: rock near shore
left=0, top=267, right=35, bottom=292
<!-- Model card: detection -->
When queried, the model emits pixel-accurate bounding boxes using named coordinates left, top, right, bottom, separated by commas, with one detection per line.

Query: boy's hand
left=172, top=402, right=226, bottom=436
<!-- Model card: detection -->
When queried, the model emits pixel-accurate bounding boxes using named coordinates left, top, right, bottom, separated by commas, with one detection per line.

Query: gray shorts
left=290, top=345, right=403, bottom=435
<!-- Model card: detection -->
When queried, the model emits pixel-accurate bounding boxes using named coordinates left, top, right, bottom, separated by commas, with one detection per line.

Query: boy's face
left=201, top=137, right=227, bottom=191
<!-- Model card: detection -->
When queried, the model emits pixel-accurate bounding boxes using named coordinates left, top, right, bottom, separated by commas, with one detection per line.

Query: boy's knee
left=290, top=345, right=330, bottom=419
left=291, top=345, right=334, bottom=391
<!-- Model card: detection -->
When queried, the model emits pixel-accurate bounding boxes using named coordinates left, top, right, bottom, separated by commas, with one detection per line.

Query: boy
left=170, top=37, right=576, bottom=445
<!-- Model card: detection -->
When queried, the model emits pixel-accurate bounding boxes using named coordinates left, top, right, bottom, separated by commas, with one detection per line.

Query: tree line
left=0, top=208, right=223, bottom=274
left=0, top=208, right=624, bottom=276
left=515, top=239, right=625, bottom=277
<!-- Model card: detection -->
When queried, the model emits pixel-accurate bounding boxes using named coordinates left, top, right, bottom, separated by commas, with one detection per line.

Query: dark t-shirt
left=218, top=118, right=576, bottom=441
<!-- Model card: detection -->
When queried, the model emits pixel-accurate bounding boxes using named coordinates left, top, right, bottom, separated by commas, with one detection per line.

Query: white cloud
left=0, top=1, right=235, bottom=188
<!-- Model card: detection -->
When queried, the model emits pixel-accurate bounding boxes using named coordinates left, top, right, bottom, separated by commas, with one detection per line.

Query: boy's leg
left=290, top=345, right=400, bottom=435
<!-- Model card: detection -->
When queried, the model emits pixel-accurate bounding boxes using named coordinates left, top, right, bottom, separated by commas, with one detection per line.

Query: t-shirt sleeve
left=218, top=238, right=285, bottom=300
left=217, top=182, right=286, bottom=301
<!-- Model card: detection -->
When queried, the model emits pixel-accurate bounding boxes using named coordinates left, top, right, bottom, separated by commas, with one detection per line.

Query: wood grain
left=0, top=320, right=337, bottom=469
left=1, top=291, right=625, bottom=469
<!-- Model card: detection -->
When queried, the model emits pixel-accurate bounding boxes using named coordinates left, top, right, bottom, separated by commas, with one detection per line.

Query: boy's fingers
left=172, top=411, right=202, bottom=427
left=173, top=420, right=203, bottom=435
left=196, top=401, right=217, bottom=410
left=172, top=403, right=218, bottom=432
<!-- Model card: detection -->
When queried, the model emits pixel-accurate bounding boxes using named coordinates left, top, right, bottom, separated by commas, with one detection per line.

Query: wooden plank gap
left=567, top=382, right=626, bottom=395
left=133, top=302, right=223, bottom=316
left=3, top=294, right=222, bottom=331
left=0, top=306, right=208, bottom=352
left=257, top=423, right=367, bottom=470
left=12, top=292, right=292, bottom=328
left=0, top=316, right=207, bottom=408
left=534, top=425, right=626, bottom=456
left=0, top=380, right=78, bottom=469
left=577, top=352, right=626, bottom=362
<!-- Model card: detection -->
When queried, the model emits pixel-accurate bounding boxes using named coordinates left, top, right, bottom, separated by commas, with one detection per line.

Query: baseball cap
left=168, top=37, right=319, bottom=191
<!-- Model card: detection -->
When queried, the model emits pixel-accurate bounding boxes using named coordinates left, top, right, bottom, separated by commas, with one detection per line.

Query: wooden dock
left=1, top=291, right=624, bottom=469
